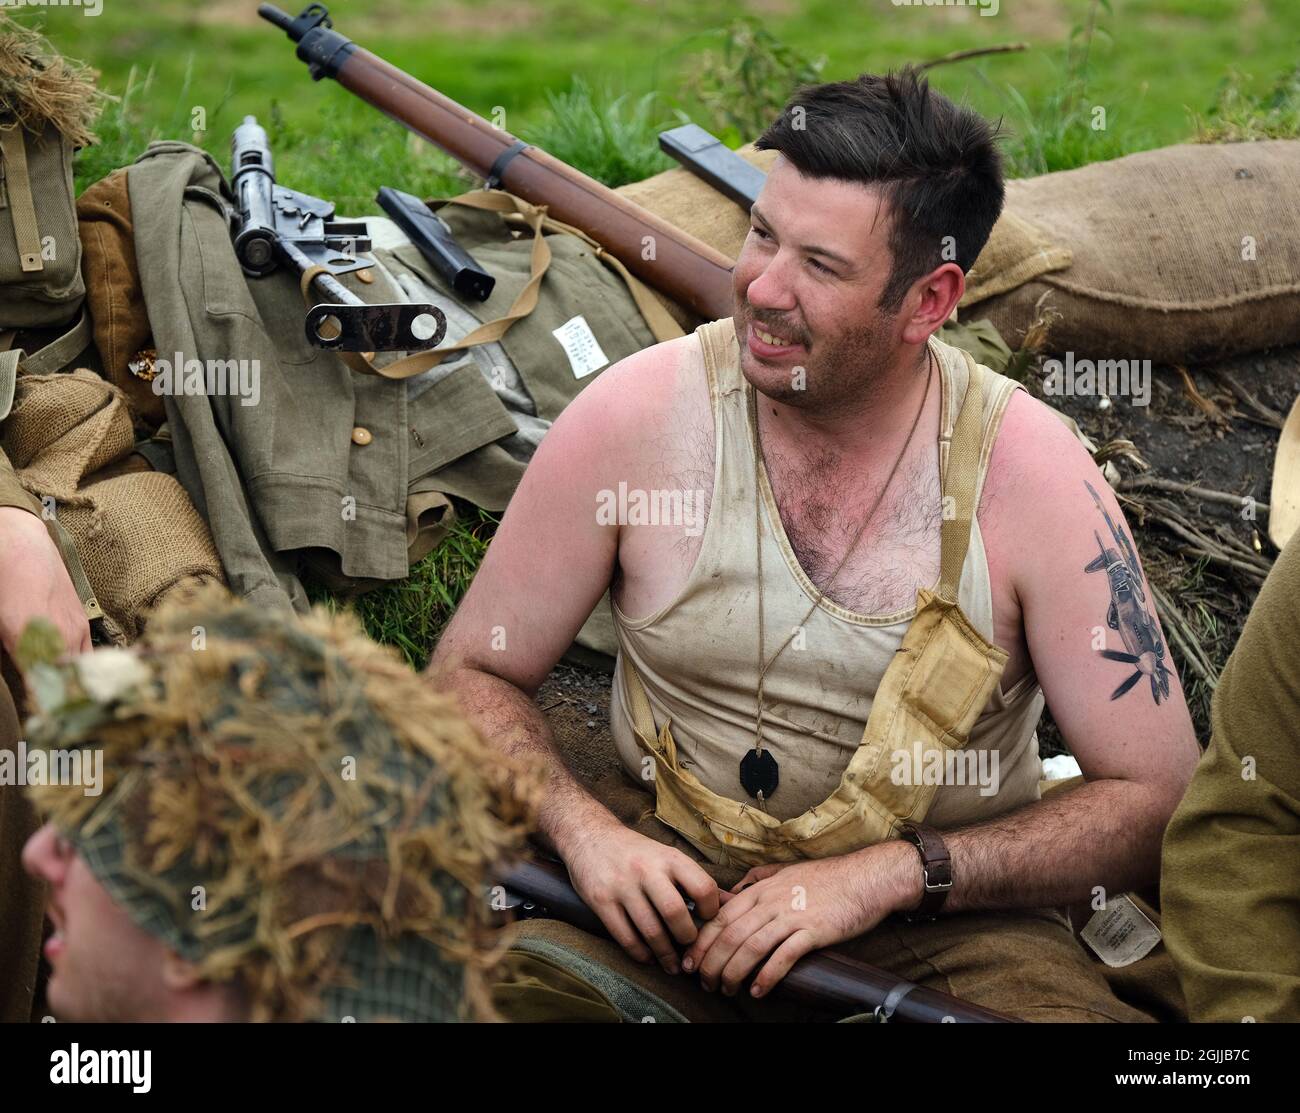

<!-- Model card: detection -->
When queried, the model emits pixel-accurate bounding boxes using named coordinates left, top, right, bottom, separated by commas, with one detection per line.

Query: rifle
left=498, top=857, right=1013, bottom=1023
left=230, top=114, right=447, bottom=353
left=258, top=3, right=735, bottom=323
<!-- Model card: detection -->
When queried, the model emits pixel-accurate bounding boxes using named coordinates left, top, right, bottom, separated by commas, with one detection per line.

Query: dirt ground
left=537, top=341, right=1300, bottom=765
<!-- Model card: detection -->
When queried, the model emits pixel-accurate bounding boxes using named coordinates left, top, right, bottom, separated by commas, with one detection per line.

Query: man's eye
left=808, top=258, right=834, bottom=275
left=750, top=225, right=770, bottom=240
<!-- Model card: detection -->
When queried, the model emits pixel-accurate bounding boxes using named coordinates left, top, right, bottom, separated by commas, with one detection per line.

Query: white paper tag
left=552, top=315, right=609, bottom=380
left=1081, top=895, right=1162, bottom=967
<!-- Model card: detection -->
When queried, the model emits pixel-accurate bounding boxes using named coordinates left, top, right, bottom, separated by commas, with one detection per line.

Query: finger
left=643, top=873, right=698, bottom=947
left=720, top=919, right=792, bottom=997
left=682, top=886, right=758, bottom=973
left=624, top=892, right=680, bottom=974
left=696, top=905, right=779, bottom=993
left=669, top=858, right=720, bottom=921
left=596, top=902, right=653, bottom=965
left=733, top=863, right=783, bottom=892
left=751, top=929, right=818, bottom=999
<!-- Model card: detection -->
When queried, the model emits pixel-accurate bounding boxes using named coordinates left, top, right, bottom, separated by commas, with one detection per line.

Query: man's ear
left=160, top=949, right=206, bottom=991
left=899, top=262, right=965, bottom=346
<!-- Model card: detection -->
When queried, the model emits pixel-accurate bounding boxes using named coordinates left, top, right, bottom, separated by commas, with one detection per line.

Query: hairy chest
left=760, top=440, right=944, bottom=616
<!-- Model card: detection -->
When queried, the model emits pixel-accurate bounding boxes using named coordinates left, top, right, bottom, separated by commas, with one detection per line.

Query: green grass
left=12, top=0, right=1298, bottom=661
left=308, top=505, right=500, bottom=669
left=26, top=0, right=1298, bottom=195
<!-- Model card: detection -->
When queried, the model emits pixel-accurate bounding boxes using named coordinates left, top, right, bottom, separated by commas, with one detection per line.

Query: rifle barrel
left=261, top=4, right=736, bottom=323
left=501, top=858, right=1012, bottom=1023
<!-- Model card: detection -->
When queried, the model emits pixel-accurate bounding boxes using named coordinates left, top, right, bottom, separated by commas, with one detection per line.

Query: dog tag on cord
left=739, top=748, right=779, bottom=800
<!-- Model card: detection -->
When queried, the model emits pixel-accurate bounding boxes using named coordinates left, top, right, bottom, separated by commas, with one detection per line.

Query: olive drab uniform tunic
left=608, top=318, right=1045, bottom=868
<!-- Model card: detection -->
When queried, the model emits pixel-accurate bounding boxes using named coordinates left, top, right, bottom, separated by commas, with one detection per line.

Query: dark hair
left=755, top=66, right=1005, bottom=312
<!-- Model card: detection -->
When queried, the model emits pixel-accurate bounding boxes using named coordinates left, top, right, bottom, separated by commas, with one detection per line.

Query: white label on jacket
left=553, top=315, right=608, bottom=379
left=1081, top=895, right=1162, bottom=967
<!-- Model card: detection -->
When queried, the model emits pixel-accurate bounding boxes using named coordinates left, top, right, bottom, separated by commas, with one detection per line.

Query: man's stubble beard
left=742, top=306, right=900, bottom=418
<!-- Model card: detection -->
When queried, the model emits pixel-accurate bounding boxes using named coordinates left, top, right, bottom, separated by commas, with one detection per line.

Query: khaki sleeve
left=0, top=446, right=42, bottom=518
left=1161, top=534, right=1300, bottom=1022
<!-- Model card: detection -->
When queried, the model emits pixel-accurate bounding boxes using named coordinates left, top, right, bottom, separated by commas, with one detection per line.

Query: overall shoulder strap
left=694, top=317, right=739, bottom=395
left=938, top=350, right=987, bottom=602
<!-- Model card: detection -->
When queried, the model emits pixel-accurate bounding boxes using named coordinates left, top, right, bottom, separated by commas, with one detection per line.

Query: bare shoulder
left=557, top=333, right=705, bottom=456
left=978, top=386, right=1116, bottom=596
left=982, top=387, right=1098, bottom=508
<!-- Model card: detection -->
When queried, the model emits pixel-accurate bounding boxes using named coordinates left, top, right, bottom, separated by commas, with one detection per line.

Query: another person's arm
left=1161, top=532, right=1300, bottom=1022
left=0, top=448, right=91, bottom=658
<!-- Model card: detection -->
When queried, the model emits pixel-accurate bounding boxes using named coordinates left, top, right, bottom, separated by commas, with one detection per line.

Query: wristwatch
left=897, top=823, right=952, bottom=923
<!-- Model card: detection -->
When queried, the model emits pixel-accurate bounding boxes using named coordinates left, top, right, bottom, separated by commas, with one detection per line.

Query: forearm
left=938, top=778, right=1172, bottom=914
left=433, top=664, right=621, bottom=855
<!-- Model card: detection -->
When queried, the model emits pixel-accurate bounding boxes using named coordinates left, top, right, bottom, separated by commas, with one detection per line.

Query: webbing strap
left=503, top=200, right=684, bottom=344
left=19, top=308, right=93, bottom=376
left=623, top=655, right=662, bottom=750
left=938, top=353, right=987, bottom=602
left=0, top=124, right=45, bottom=273
left=0, top=311, right=92, bottom=418
left=0, top=350, right=18, bottom=422
left=304, top=189, right=682, bottom=380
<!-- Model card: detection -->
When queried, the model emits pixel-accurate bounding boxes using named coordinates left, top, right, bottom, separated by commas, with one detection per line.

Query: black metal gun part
left=376, top=187, right=496, bottom=303
left=230, top=115, right=446, bottom=353
left=657, top=123, right=766, bottom=210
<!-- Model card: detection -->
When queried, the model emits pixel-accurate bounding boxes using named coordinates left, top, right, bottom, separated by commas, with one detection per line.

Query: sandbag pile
left=965, top=140, right=1300, bottom=364
left=2, top=369, right=224, bottom=644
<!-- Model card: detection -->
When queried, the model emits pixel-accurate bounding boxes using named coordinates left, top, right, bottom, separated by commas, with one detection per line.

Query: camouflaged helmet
left=18, top=585, right=539, bottom=1022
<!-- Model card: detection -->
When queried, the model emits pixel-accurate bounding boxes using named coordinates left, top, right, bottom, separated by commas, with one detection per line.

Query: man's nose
left=744, top=252, right=798, bottom=313
left=21, top=822, right=67, bottom=885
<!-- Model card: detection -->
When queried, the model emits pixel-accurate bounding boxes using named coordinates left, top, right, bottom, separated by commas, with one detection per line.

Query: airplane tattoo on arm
left=1083, top=480, right=1171, bottom=706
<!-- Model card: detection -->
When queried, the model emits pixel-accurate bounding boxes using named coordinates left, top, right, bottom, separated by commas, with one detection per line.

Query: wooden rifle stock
left=259, top=4, right=736, bottom=322
left=500, top=858, right=1013, bottom=1023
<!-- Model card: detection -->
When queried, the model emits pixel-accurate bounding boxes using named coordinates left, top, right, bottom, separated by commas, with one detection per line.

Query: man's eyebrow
left=751, top=205, right=855, bottom=269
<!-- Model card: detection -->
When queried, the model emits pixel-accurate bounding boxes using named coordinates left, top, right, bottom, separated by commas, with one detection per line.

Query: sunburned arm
left=939, top=390, right=1202, bottom=914
left=426, top=347, right=651, bottom=852
left=428, top=339, right=727, bottom=970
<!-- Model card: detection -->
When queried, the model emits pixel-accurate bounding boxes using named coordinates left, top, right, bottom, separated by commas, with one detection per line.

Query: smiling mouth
left=748, top=321, right=804, bottom=352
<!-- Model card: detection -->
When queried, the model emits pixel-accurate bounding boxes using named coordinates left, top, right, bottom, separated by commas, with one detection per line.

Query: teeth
left=756, top=327, right=789, bottom=347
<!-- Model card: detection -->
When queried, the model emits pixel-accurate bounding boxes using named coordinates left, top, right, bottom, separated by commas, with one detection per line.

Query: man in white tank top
left=430, top=68, right=1201, bottom=1019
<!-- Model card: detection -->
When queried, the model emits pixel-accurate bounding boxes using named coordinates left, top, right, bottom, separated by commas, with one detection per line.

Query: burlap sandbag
left=964, top=141, right=1300, bottom=363
left=1, top=369, right=224, bottom=643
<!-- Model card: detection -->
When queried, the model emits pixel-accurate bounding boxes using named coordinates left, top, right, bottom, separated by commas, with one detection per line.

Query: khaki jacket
left=126, top=142, right=522, bottom=611
left=124, top=142, right=667, bottom=620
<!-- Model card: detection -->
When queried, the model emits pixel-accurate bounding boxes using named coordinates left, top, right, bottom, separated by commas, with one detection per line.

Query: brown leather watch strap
left=898, top=823, right=953, bottom=922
